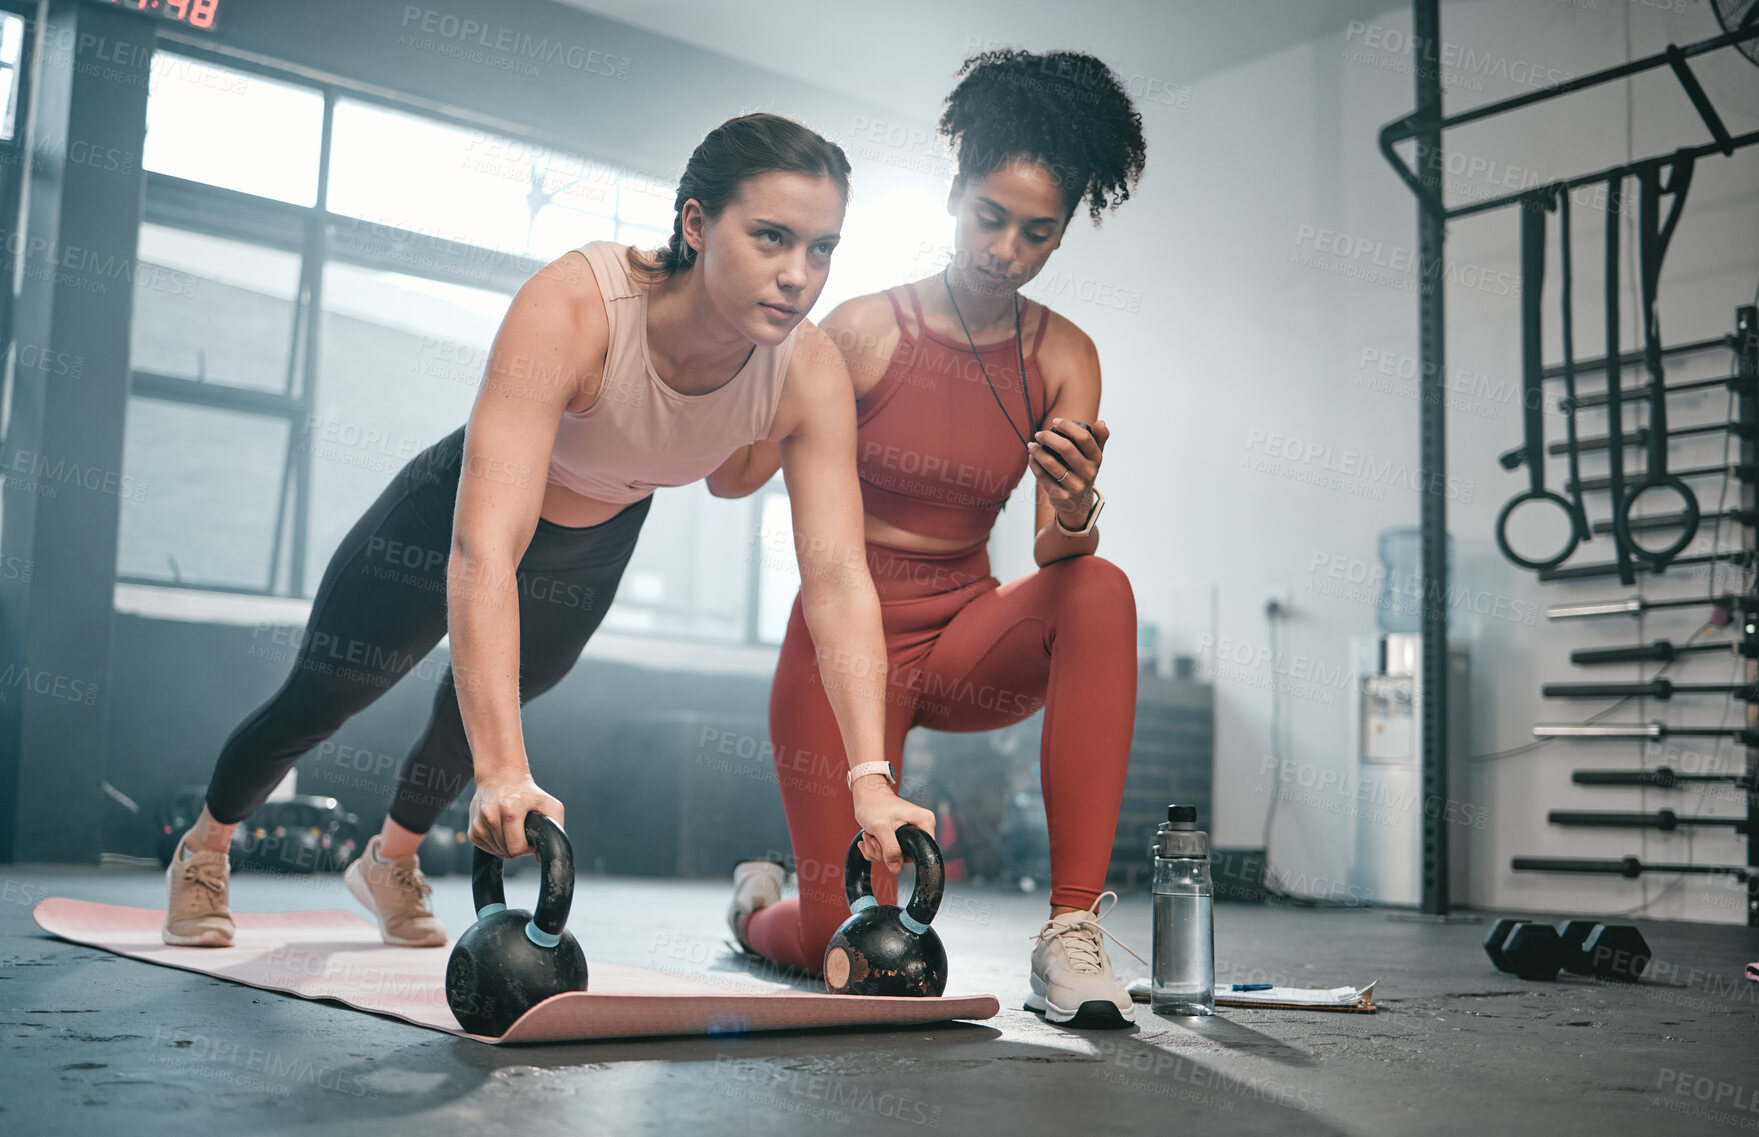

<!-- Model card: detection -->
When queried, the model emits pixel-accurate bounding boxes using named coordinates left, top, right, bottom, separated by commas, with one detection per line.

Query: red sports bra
left=855, top=281, right=1051, bottom=544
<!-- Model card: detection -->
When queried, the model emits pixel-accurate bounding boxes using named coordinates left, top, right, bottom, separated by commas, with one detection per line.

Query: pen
left=1229, top=984, right=1273, bottom=991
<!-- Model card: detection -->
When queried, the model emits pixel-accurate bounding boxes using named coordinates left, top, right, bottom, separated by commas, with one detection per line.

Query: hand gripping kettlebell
left=445, top=811, right=588, bottom=1035
left=824, top=824, right=948, bottom=997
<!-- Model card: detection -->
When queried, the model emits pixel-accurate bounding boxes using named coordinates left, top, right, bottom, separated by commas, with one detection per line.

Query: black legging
left=204, top=424, right=651, bottom=833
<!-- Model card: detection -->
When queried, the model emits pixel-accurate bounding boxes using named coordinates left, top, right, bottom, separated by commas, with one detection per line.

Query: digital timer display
left=98, top=0, right=220, bottom=31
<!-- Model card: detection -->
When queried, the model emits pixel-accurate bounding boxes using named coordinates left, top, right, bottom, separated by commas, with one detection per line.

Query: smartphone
left=1049, top=419, right=1092, bottom=446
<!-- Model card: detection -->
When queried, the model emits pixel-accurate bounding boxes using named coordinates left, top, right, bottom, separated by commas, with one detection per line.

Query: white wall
left=983, top=0, right=1758, bottom=921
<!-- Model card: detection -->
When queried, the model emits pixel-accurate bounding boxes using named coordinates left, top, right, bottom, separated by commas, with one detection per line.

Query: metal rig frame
left=1376, top=3, right=1759, bottom=918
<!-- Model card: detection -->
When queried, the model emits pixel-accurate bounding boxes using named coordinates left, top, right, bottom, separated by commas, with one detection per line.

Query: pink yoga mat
left=33, top=898, right=1000, bottom=1044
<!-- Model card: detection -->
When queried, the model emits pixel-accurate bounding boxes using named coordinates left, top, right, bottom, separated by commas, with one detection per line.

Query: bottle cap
left=1154, top=803, right=1207, bottom=857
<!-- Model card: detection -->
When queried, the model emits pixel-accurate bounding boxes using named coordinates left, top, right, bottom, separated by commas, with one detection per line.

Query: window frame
left=0, top=1, right=39, bottom=442
left=122, top=44, right=778, bottom=644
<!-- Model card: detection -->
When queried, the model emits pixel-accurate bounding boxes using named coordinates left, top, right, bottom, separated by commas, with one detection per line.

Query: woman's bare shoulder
left=822, top=289, right=904, bottom=339
left=527, top=248, right=611, bottom=337
left=1030, top=300, right=1098, bottom=369
left=819, top=289, right=908, bottom=396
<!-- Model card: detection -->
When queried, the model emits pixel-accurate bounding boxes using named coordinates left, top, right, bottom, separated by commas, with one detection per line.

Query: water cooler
left=1349, top=632, right=1472, bottom=907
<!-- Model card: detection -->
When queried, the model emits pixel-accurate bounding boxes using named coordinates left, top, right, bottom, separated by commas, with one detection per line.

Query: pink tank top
left=546, top=241, right=796, bottom=505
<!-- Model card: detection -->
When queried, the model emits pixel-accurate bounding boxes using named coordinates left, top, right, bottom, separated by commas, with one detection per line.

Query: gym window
left=0, top=12, right=25, bottom=143
left=119, top=49, right=783, bottom=645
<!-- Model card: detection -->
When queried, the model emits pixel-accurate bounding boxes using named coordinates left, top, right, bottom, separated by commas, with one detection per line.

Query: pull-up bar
left=1379, top=24, right=1759, bottom=220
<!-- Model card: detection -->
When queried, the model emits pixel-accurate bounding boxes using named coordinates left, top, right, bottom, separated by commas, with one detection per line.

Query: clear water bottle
left=1151, top=804, right=1214, bottom=1015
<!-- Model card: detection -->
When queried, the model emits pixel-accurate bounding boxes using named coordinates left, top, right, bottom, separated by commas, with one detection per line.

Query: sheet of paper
left=1125, top=977, right=1377, bottom=1009
left=1219, top=982, right=1374, bottom=1006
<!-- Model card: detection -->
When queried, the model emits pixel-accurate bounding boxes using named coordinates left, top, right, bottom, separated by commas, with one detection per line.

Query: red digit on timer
left=166, top=0, right=188, bottom=16
left=190, top=0, right=216, bottom=27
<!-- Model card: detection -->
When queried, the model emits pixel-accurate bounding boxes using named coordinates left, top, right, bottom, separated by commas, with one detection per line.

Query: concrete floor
left=2, top=865, right=1757, bottom=1137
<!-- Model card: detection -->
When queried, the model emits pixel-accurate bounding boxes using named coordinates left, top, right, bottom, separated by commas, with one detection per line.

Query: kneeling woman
left=163, top=114, right=923, bottom=950
left=715, top=51, right=1149, bottom=1027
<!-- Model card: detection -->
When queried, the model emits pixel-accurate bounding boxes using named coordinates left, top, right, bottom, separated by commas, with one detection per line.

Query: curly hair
left=938, top=49, right=1147, bottom=226
left=628, top=113, right=852, bottom=281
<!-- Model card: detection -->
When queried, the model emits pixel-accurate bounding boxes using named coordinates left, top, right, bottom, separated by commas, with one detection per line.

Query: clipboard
left=1126, top=977, right=1378, bottom=1013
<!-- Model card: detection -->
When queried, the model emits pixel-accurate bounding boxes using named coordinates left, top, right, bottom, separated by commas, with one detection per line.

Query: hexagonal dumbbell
left=1557, top=920, right=1600, bottom=977
left=1483, top=918, right=1528, bottom=973
left=1556, top=920, right=1651, bottom=982
left=1484, top=919, right=1565, bottom=979
left=1502, top=923, right=1567, bottom=980
left=1580, top=924, right=1651, bottom=982
left=1485, top=917, right=1651, bottom=983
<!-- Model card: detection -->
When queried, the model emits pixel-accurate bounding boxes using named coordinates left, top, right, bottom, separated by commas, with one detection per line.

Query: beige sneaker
left=343, top=834, right=447, bottom=947
left=1026, top=891, right=1144, bottom=1029
left=162, top=829, right=235, bottom=947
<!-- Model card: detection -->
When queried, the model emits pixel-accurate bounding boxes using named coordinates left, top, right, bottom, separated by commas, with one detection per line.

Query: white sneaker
left=727, top=858, right=786, bottom=950
left=1025, top=891, right=1143, bottom=1028
left=342, top=834, right=447, bottom=947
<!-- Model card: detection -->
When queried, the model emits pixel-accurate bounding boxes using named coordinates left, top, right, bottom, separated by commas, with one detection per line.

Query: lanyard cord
left=942, top=268, right=1036, bottom=450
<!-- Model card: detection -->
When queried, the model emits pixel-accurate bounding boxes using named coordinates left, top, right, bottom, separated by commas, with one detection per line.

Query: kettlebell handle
left=470, top=811, right=575, bottom=943
left=843, top=824, right=944, bottom=932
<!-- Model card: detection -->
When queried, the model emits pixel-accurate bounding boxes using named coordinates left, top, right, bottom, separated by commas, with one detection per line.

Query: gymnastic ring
left=1495, top=488, right=1582, bottom=572
left=1613, top=476, right=1700, bottom=567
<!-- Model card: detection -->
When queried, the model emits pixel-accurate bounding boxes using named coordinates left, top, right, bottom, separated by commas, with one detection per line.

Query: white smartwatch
left=1055, top=489, right=1106, bottom=537
left=846, top=761, right=897, bottom=790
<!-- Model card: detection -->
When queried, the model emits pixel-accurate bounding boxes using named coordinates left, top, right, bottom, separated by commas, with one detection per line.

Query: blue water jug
left=1377, top=527, right=1454, bottom=634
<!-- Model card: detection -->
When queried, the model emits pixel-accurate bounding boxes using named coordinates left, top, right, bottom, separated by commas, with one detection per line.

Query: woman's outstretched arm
left=774, top=322, right=935, bottom=871
left=449, top=258, right=600, bottom=859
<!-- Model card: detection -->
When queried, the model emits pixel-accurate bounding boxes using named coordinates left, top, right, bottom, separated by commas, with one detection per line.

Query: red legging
left=743, top=538, right=1138, bottom=975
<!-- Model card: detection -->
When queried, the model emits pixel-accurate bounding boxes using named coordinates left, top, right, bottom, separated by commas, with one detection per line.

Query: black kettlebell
left=445, top=811, right=588, bottom=1035
left=824, top=824, right=947, bottom=997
